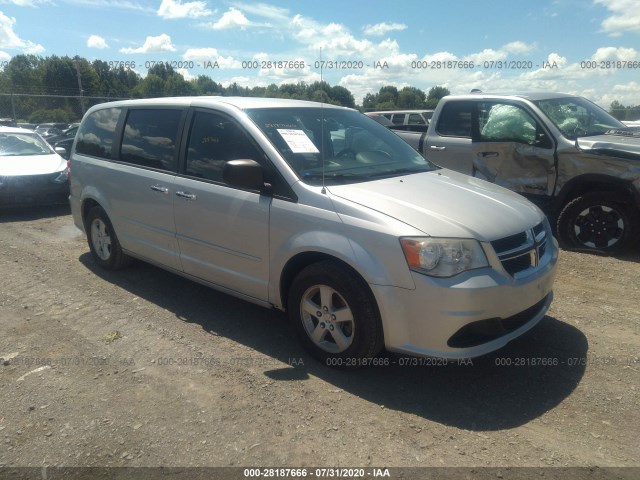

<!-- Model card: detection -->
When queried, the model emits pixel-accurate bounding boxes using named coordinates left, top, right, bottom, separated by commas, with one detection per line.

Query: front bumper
left=0, top=174, right=69, bottom=207
left=372, top=237, right=559, bottom=359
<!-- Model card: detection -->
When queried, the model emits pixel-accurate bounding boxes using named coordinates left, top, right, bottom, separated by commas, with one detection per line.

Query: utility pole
left=74, top=56, right=86, bottom=115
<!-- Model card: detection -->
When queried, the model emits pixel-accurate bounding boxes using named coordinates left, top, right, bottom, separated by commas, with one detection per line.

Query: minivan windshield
left=246, top=107, right=435, bottom=185
left=533, top=96, right=625, bottom=140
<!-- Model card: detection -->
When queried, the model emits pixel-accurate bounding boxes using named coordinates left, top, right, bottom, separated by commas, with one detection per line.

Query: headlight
left=400, top=237, right=488, bottom=277
left=51, top=169, right=68, bottom=184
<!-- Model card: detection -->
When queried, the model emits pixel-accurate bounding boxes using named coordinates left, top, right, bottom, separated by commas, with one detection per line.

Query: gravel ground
left=0, top=205, right=638, bottom=479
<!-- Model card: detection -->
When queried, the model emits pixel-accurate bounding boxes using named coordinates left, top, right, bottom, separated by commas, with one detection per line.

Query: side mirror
left=54, top=146, right=69, bottom=159
left=222, top=159, right=267, bottom=191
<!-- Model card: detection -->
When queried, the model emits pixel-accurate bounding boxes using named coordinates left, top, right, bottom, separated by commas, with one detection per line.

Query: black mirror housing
left=223, top=159, right=265, bottom=190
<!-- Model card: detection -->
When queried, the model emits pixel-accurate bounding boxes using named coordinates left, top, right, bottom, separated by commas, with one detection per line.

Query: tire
left=556, top=192, right=637, bottom=253
left=85, top=206, right=132, bottom=270
left=288, top=261, right=383, bottom=366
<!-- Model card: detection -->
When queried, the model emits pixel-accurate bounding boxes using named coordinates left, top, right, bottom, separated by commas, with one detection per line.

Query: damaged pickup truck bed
left=421, top=92, right=640, bottom=252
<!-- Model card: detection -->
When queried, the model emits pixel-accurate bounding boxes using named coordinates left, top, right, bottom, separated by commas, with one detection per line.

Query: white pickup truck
left=407, top=92, right=640, bottom=253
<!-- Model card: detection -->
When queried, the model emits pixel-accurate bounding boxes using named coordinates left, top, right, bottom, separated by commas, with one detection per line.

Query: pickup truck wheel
left=86, top=206, right=132, bottom=270
left=288, top=261, right=383, bottom=366
left=556, top=193, right=636, bottom=253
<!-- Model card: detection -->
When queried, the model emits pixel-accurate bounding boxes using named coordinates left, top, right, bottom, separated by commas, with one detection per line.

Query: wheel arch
left=279, top=252, right=379, bottom=317
left=555, top=174, right=640, bottom=213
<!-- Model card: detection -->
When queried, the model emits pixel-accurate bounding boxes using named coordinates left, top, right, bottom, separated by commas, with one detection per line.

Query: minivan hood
left=0, top=153, right=67, bottom=176
left=328, top=169, right=544, bottom=241
left=576, top=128, right=640, bottom=160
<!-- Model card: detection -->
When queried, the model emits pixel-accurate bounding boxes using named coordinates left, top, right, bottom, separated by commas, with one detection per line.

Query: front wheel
left=556, top=192, right=637, bottom=253
left=288, top=261, right=383, bottom=366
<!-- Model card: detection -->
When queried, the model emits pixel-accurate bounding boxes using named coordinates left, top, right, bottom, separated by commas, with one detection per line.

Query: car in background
left=421, top=92, right=640, bottom=253
left=46, top=125, right=79, bottom=146
left=35, top=125, right=64, bottom=139
left=0, top=127, right=69, bottom=207
left=52, top=136, right=74, bottom=159
left=17, top=123, right=37, bottom=130
left=366, top=110, right=434, bottom=132
left=0, top=118, right=18, bottom=127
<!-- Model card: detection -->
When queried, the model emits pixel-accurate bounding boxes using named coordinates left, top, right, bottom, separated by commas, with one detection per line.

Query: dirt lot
left=0, top=206, right=639, bottom=477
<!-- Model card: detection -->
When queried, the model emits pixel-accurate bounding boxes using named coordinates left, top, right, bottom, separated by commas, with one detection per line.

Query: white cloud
left=594, top=0, right=640, bottom=36
left=59, top=0, right=152, bottom=11
left=232, top=2, right=289, bottom=21
left=119, top=33, right=176, bottom=54
left=210, top=7, right=251, bottom=30
left=503, top=41, right=537, bottom=54
left=157, top=0, right=212, bottom=19
left=591, top=46, right=639, bottom=61
left=176, top=67, right=195, bottom=81
left=363, top=22, right=407, bottom=36
left=597, top=81, right=640, bottom=106
left=0, top=0, right=50, bottom=5
left=87, top=34, right=108, bottom=49
left=0, top=12, right=44, bottom=53
left=183, top=47, right=241, bottom=68
left=0, top=50, right=10, bottom=60
left=291, top=14, right=376, bottom=56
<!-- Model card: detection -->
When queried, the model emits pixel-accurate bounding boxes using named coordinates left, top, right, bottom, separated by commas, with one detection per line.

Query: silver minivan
left=69, top=97, right=558, bottom=366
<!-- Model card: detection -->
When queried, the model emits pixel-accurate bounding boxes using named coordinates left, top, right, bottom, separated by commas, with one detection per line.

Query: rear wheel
left=288, top=261, right=383, bottom=366
left=556, top=192, right=637, bottom=253
left=85, top=206, right=132, bottom=270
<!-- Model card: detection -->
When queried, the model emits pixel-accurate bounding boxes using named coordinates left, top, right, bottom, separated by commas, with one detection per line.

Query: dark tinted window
left=436, top=101, right=474, bottom=137
left=120, top=109, right=182, bottom=171
left=391, top=113, right=406, bottom=125
left=408, top=113, right=426, bottom=125
left=76, top=107, right=122, bottom=159
left=185, top=111, right=264, bottom=183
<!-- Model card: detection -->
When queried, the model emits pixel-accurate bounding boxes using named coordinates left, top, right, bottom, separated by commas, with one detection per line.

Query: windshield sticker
left=277, top=129, right=319, bottom=154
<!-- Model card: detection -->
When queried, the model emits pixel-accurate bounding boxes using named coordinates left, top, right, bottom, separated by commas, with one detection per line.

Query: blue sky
left=0, top=0, right=639, bottom=107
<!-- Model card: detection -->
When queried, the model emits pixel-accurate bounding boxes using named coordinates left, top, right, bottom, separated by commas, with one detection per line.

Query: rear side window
left=391, top=113, right=406, bottom=125
left=76, top=107, right=122, bottom=159
left=408, top=113, right=426, bottom=125
left=120, top=109, right=183, bottom=171
left=436, top=101, right=473, bottom=138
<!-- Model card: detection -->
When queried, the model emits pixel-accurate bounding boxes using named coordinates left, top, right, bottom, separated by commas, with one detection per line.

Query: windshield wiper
left=302, top=172, right=367, bottom=182
left=366, top=167, right=432, bottom=178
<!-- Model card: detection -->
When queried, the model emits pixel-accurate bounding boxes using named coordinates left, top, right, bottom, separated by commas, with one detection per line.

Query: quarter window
left=75, top=107, right=122, bottom=159
left=408, top=113, right=426, bottom=125
left=120, top=109, right=183, bottom=171
left=391, top=113, right=406, bottom=125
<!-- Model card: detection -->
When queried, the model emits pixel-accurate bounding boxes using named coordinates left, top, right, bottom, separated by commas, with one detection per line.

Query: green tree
left=330, top=85, right=355, bottom=108
left=397, top=86, right=426, bottom=108
left=610, top=100, right=626, bottom=120
left=426, top=86, right=450, bottom=108
left=132, top=74, right=165, bottom=98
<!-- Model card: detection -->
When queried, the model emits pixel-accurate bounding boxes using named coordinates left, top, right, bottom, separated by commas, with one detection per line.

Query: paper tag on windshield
left=277, top=129, right=319, bottom=154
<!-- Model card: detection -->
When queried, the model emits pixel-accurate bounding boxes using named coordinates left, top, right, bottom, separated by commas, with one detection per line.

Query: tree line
left=8, top=54, right=633, bottom=124
left=610, top=100, right=640, bottom=122
left=0, top=54, right=452, bottom=123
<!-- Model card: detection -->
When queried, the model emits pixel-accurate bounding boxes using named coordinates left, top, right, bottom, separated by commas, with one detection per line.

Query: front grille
left=491, top=222, right=547, bottom=277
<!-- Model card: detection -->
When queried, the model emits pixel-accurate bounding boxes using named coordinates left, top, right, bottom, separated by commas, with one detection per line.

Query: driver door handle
left=430, top=146, right=446, bottom=151
left=176, top=191, right=197, bottom=200
left=150, top=185, right=169, bottom=194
